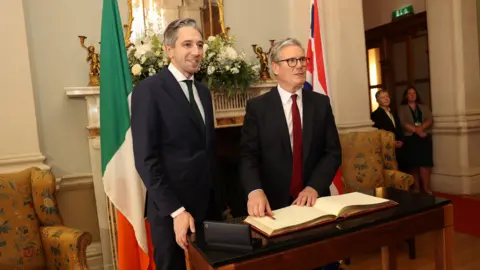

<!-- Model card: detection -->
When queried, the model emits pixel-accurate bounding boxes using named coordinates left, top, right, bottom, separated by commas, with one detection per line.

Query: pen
left=266, top=214, right=276, bottom=220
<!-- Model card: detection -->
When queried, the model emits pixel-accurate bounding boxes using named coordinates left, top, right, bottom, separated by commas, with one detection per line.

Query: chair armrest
left=383, top=169, right=414, bottom=191
left=40, top=226, right=92, bottom=269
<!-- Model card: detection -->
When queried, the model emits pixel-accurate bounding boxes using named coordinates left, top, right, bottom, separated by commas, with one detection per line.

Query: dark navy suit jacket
left=131, top=67, right=216, bottom=223
left=239, top=88, right=342, bottom=210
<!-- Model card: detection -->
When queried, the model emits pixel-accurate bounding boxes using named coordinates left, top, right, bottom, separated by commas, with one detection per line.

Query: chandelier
left=129, top=0, right=168, bottom=44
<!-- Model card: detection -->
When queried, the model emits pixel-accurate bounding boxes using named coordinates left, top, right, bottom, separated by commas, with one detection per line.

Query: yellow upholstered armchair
left=339, top=130, right=417, bottom=265
left=0, top=167, right=92, bottom=269
left=339, top=130, right=414, bottom=192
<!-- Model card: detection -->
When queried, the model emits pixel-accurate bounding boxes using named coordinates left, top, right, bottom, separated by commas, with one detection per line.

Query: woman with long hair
left=398, top=86, right=434, bottom=194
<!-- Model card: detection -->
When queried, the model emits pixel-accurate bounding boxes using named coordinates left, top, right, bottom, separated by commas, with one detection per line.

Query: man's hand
left=395, top=141, right=403, bottom=148
left=292, top=186, right=318, bottom=206
left=173, top=211, right=195, bottom=250
left=247, top=190, right=273, bottom=217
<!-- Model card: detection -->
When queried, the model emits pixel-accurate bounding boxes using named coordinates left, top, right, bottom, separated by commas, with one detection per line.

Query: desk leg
left=434, top=226, right=453, bottom=270
left=381, top=245, right=397, bottom=270
left=185, top=249, right=193, bottom=270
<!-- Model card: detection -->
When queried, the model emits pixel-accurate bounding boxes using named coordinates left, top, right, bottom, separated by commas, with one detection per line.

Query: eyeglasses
left=277, top=57, right=310, bottom=67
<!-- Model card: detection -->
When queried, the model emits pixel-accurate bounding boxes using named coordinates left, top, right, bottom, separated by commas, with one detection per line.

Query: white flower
left=225, top=47, right=237, bottom=60
left=146, top=29, right=155, bottom=37
left=132, top=64, right=142, bottom=76
left=225, top=65, right=230, bottom=70
left=141, top=55, right=147, bottom=64
left=230, top=67, right=239, bottom=74
left=208, top=36, right=216, bottom=42
left=203, top=44, right=209, bottom=54
left=207, top=66, right=215, bottom=75
left=218, top=46, right=237, bottom=61
left=134, top=43, right=152, bottom=59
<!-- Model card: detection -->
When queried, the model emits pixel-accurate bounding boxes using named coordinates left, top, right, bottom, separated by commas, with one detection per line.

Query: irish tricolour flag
left=100, top=0, right=154, bottom=269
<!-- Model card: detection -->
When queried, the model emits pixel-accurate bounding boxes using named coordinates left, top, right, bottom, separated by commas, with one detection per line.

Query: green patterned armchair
left=339, top=130, right=414, bottom=192
left=0, top=167, right=92, bottom=269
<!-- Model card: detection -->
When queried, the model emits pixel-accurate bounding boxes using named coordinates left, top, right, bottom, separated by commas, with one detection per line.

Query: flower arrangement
left=196, top=35, right=260, bottom=96
left=127, top=33, right=167, bottom=87
left=126, top=33, right=260, bottom=95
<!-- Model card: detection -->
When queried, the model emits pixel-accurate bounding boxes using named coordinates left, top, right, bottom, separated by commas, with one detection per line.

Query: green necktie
left=183, top=80, right=204, bottom=125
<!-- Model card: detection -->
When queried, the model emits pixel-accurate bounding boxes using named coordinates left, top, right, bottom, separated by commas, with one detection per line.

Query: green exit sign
left=392, top=5, right=414, bottom=19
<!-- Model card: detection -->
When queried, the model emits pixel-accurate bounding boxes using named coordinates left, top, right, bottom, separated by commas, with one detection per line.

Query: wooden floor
left=342, top=231, right=480, bottom=270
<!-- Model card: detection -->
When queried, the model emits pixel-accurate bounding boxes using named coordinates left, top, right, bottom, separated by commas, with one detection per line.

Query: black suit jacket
left=240, top=88, right=342, bottom=210
left=370, top=107, right=404, bottom=141
left=131, top=68, right=215, bottom=222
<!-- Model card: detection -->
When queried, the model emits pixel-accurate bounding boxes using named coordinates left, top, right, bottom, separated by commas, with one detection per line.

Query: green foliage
left=127, top=34, right=260, bottom=96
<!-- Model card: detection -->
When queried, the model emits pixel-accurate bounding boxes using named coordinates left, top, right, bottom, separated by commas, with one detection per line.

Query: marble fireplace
left=65, top=80, right=275, bottom=268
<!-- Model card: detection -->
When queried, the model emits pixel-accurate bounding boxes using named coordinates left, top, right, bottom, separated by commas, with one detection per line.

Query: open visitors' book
left=244, top=192, right=398, bottom=237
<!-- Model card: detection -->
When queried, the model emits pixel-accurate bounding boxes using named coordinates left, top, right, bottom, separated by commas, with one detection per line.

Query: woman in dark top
left=371, top=90, right=405, bottom=170
left=398, top=86, right=434, bottom=194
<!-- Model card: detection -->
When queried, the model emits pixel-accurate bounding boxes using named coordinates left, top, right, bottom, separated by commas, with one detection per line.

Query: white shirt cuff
left=170, top=207, right=186, bottom=218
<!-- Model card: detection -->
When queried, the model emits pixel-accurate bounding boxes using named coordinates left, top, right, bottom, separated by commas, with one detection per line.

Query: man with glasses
left=240, top=37, right=342, bottom=269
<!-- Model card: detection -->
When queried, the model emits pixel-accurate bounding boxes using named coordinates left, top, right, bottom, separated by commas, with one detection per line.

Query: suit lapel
left=302, top=90, right=314, bottom=164
left=269, top=88, right=292, bottom=157
left=161, top=68, right=205, bottom=135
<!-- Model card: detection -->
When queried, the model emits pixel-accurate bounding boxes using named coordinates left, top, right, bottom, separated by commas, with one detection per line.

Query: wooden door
left=365, top=12, right=430, bottom=113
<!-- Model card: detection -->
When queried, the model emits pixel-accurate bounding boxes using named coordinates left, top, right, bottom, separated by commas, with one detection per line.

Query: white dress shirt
left=248, top=85, right=304, bottom=198
left=167, top=63, right=206, bottom=218
left=382, top=107, right=396, bottom=128
left=168, top=63, right=205, bottom=123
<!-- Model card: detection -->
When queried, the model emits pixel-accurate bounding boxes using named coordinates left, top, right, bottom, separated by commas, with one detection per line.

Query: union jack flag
left=304, top=0, right=343, bottom=195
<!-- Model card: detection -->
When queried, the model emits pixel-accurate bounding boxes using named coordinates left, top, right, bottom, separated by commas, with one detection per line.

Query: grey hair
left=163, top=18, right=203, bottom=47
left=375, top=89, right=389, bottom=100
left=270, top=38, right=305, bottom=63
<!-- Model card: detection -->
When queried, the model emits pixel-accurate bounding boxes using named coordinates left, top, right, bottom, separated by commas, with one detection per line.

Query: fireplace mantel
left=64, top=86, right=111, bottom=268
left=65, top=80, right=277, bottom=132
left=65, top=86, right=100, bottom=137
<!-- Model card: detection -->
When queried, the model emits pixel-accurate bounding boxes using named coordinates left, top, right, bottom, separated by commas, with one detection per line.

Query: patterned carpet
left=433, top=192, right=480, bottom=237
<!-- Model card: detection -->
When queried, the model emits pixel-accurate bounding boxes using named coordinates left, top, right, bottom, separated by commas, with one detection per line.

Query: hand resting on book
left=292, top=186, right=318, bottom=206
left=247, top=190, right=274, bottom=218
left=244, top=192, right=398, bottom=237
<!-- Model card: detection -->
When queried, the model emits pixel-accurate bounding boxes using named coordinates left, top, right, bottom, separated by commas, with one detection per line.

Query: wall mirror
left=124, top=0, right=228, bottom=45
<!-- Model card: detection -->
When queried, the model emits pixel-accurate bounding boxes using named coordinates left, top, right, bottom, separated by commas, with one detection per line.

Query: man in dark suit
left=240, top=38, right=342, bottom=270
left=240, top=37, right=342, bottom=217
left=131, top=18, right=221, bottom=270
left=370, top=90, right=405, bottom=170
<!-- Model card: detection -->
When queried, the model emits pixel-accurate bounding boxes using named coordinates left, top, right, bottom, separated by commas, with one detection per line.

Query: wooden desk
left=185, top=188, right=453, bottom=270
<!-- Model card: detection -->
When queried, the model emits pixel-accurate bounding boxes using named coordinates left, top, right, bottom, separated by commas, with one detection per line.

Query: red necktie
left=290, top=94, right=303, bottom=198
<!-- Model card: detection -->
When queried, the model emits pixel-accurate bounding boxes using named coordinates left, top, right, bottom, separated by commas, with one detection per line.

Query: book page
left=246, top=205, right=333, bottom=231
left=313, top=192, right=392, bottom=216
